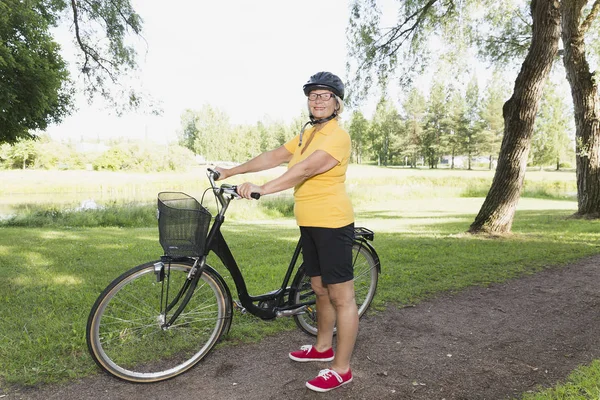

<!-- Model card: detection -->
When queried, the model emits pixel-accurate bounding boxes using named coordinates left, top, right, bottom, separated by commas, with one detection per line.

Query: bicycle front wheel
left=291, top=241, right=379, bottom=336
left=86, top=260, right=230, bottom=382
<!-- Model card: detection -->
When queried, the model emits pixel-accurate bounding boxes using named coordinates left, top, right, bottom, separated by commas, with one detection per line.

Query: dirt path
left=8, top=255, right=600, bottom=400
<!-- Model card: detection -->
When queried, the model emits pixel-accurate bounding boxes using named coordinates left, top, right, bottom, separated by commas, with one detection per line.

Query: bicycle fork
left=153, top=256, right=207, bottom=329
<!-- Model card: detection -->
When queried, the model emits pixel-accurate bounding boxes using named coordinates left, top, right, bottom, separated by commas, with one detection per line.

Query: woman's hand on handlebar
left=213, top=166, right=230, bottom=181
left=237, top=182, right=263, bottom=200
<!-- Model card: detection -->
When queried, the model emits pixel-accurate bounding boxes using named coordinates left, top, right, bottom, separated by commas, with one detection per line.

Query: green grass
left=1, top=202, right=157, bottom=227
left=521, top=360, right=600, bottom=399
left=0, top=165, right=597, bottom=399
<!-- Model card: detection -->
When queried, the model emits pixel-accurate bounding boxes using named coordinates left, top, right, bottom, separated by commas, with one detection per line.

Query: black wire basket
left=157, top=192, right=212, bottom=257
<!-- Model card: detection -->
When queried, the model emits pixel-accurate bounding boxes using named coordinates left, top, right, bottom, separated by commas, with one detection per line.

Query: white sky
left=45, top=0, right=359, bottom=144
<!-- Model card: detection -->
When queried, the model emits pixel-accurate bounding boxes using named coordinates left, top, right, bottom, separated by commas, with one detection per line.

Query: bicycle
left=86, top=168, right=381, bottom=383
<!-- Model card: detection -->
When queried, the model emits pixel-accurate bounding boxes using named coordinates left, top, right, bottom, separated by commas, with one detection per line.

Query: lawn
left=1, top=165, right=598, bottom=400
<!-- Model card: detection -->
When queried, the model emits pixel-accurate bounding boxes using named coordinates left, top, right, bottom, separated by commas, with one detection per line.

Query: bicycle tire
left=86, top=260, right=231, bottom=383
left=290, top=241, right=379, bottom=336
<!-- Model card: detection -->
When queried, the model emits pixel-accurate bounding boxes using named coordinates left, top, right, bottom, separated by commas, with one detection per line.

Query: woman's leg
left=311, top=276, right=336, bottom=352
left=327, top=279, right=358, bottom=373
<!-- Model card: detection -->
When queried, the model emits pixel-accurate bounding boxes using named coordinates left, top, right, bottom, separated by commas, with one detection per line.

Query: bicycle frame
left=157, top=170, right=308, bottom=326
left=203, top=168, right=310, bottom=320
left=158, top=169, right=380, bottom=326
left=208, top=227, right=304, bottom=320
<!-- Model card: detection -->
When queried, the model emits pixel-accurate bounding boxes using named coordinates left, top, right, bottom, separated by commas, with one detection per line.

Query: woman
left=215, top=71, right=357, bottom=393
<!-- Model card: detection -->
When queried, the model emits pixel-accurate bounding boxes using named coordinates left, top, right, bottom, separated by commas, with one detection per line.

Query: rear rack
left=354, top=227, right=374, bottom=241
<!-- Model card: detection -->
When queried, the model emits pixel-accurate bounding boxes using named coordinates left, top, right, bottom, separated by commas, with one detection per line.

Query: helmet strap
left=298, top=112, right=337, bottom=147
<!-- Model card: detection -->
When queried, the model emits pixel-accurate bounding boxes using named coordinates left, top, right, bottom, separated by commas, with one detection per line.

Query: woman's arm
left=215, top=145, right=292, bottom=180
left=236, top=150, right=338, bottom=198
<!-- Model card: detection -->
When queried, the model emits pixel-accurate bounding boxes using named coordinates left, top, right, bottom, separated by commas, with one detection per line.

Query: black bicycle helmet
left=303, top=71, right=345, bottom=100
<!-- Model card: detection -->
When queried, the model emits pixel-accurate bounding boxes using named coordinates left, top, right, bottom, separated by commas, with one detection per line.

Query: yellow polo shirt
left=283, top=119, right=354, bottom=228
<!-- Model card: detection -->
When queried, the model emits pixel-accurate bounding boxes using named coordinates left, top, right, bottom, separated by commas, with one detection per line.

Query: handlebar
left=207, top=168, right=261, bottom=200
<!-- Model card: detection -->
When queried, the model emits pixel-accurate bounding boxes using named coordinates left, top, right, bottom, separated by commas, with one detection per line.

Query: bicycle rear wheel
left=291, top=241, right=379, bottom=336
left=86, top=260, right=230, bottom=382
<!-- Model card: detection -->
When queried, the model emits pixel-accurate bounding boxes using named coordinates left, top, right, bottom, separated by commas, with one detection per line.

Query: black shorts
left=300, top=223, right=354, bottom=285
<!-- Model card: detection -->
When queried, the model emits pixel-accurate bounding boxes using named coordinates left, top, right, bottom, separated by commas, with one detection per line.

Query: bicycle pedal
left=233, top=300, right=247, bottom=314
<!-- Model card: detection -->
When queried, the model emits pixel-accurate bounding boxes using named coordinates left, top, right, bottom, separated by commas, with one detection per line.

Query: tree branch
left=107, top=0, right=142, bottom=34
left=580, top=0, right=600, bottom=35
left=376, top=0, right=439, bottom=53
left=70, top=0, right=118, bottom=82
left=70, top=0, right=91, bottom=72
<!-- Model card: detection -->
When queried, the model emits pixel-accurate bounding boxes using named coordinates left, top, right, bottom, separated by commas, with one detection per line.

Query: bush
left=92, top=142, right=196, bottom=172
left=1, top=203, right=157, bottom=228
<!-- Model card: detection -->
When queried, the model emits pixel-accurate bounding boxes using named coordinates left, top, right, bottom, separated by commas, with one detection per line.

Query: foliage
left=348, top=110, right=370, bottom=164
left=33, top=136, right=85, bottom=170
left=92, top=142, right=195, bottom=172
left=0, top=67, right=576, bottom=174
left=530, top=82, right=573, bottom=170
left=401, top=88, right=427, bottom=167
left=0, top=137, right=195, bottom=172
left=0, top=0, right=144, bottom=145
left=0, top=136, right=80, bottom=169
left=61, top=0, right=143, bottom=105
left=177, top=105, right=299, bottom=162
left=423, top=80, right=452, bottom=168
left=345, top=0, right=465, bottom=104
left=370, top=98, right=402, bottom=166
left=457, top=76, right=489, bottom=169
left=1, top=202, right=157, bottom=228
left=479, top=70, right=511, bottom=166
left=475, top=0, right=532, bottom=63
left=0, top=0, right=73, bottom=144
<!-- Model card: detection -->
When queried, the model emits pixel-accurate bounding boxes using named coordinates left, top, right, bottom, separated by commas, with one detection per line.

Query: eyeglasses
left=307, top=92, right=335, bottom=101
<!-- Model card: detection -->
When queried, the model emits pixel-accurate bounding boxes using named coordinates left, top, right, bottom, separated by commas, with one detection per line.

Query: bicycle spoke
left=87, top=263, right=229, bottom=382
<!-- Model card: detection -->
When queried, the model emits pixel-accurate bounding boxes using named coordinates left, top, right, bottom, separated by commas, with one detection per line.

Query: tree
left=484, top=0, right=600, bottom=216
left=469, top=0, right=561, bottom=233
left=449, top=91, right=471, bottom=169
left=373, top=99, right=402, bottom=166
left=179, top=105, right=231, bottom=162
left=92, top=140, right=195, bottom=172
left=347, top=0, right=562, bottom=233
left=561, top=0, right=600, bottom=217
left=401, top=89, right=427, bottom=168
left=230, top=124, right=261, bottom=162
left=0, top=1, right=73, bottom=144
left=368, top=98, right=400, bottom=166
left=0, top=0, right=143, bottom=144
left=423, top=81, right=452, bottom=168
left=257, top=121, right=278, bottom=154
left=178, top=110, right=198, bottom=151
left=456, top=76, right=491, bottom=170
left=531, top=82, right=573, bottom=169
left=8, top=139, right=37, bottom=169
left=480, top=72, right=510, bottom=169
left=33, top=134, right=83, bottom=169
left=348, top=111, right=370, bottom=164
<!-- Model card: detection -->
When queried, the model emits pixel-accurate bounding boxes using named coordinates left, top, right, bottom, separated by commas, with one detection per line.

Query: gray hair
left=334, top=95, right=344, bottom=117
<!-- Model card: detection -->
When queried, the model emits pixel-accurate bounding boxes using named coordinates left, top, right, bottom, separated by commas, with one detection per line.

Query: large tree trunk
left=561, top=0, right=600, bottom=218
left=468, top=0, right=561, bottom=234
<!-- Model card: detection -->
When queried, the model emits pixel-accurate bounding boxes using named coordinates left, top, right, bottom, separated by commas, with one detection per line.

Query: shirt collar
left=308, top=118, right=339, bottom=136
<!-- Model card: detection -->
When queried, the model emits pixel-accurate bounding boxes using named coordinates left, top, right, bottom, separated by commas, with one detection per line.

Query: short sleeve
left=322, top=130, right=351, bottom=162
left=284, top=134, right=300, bottom=153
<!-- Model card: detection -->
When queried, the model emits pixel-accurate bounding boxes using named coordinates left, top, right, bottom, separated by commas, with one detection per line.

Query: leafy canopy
left=0, top=0, right=143, bottom=145
left=0, top=0, right=73, bottom=144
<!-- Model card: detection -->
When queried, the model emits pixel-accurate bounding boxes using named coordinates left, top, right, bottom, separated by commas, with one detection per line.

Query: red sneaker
left=289, top=345, right=334, bottom=362
left=306, top=368, right=353, bottom=392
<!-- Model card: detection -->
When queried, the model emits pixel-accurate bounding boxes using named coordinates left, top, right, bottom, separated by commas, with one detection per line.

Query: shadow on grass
left=1, top=209, right=599, bottom=386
